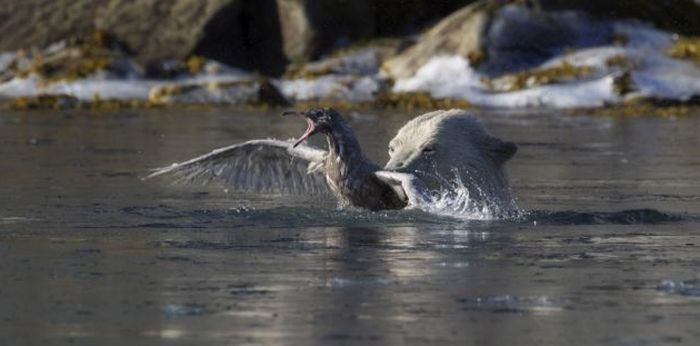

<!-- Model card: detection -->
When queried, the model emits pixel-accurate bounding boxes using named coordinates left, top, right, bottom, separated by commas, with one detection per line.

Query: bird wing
left=374, top=171, right=430, bottom=208
left=146, top=139, right=330, bottom=195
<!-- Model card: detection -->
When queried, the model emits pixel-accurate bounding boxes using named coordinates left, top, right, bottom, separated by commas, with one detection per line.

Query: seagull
left=147, top=108, right=428, bottom=210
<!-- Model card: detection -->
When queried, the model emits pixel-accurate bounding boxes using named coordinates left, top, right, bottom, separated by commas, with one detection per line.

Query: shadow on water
left=117, top=205, right=457, bottom=229
left=114, top=204, right=687, bottom=230
left=522, top=209, right=685, bottom=225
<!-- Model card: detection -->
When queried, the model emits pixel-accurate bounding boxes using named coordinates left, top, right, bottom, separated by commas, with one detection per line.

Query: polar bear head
left=384, top=109, right=517, bottom=210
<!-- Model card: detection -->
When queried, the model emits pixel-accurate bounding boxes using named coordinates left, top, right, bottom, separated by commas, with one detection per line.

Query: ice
left=631, top=55, right=700, bottom=101
left=0, top=52, right=17, bottom=72
left=614, top=21, right=673, bottom=50
left=273, top=48, right=383, bottom=102
left=0, top=76, right=158, bottom=100
left=274, top=75, right=381, bottom=102
left=393, top=55, right=485, bottom=93
left=0, top=63, right=252, bottom=102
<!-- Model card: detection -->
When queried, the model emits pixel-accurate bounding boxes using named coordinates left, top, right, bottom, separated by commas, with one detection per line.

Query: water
left=1, top=108, right=699, bottom=346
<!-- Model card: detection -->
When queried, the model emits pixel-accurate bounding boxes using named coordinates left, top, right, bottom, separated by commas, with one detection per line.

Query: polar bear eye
left=388, top=146, right=395, bottom=154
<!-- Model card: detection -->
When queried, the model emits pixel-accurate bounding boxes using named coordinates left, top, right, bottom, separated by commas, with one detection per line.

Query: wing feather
left=147, top=139, right=330, bottom=195
left=374, top=171, right=429, bottom=207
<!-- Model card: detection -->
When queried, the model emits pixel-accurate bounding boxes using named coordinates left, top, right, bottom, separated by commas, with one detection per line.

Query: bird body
left=147, top=108, right=423, bottom=210
left=320, top=121, right=407, bottom=210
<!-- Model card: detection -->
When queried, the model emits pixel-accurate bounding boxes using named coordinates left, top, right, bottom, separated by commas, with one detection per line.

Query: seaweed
left=3, top=94, right=161, bottom=111
left=486, top=62, right=593, bottom=92
left=612, top=71, right=636, bottom=95
left=567, top=103, right=692, bottom=118
left=667, top=37, right=700, bottom=65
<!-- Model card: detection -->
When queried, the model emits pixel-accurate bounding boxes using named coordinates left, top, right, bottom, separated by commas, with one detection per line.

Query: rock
left=477, top=5, right=598, bottom=76
left=0, top=0, right=229, bottom=62
left=276, top=0, right=317, bottom=64
left=0, top=0, right=106, bottom=53
left=192, top=0, right=288, bottom=76
left=94, top=1, right=240, bottom=66
left=4, top=0, right=697, bottom=81
left=538, top=0, right=700, bottom=36
left=383, top=0, right=700, bottom=79
left=382, top=1, right=606, bottom=78
left=0, top=0, right=469, bottom=77
left=370, top=0, right=471, bottom=36
left=1, top=31, right=139, bottom=83
left=382, top=1, right=494, bottom=79
left=0, top=0, right=288, bottom=76
left=276, top=0, right=376, bottom=64
left=276, top=0, right=468, bottom=64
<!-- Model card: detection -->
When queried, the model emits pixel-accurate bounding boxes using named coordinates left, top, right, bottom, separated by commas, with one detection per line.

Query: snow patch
left=394, top=56, right=620, bottom=108
left=275, top=75, right=381, bottom=102
left=392, top=22, right=700, bottom=108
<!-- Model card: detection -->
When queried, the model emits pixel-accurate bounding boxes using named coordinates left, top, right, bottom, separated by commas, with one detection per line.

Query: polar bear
left=384, top=109, right=518, bottom=213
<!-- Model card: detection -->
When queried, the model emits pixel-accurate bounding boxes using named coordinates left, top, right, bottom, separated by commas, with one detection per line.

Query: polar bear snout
left=385, top=160, right=406, bottom=170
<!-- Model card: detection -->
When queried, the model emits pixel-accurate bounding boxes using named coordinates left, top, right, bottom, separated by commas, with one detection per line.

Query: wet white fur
left=386, top=109, right=517, bottom=213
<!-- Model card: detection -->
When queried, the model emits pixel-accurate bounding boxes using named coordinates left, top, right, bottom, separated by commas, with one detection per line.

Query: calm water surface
left=1, top=108, right=699, bottom=346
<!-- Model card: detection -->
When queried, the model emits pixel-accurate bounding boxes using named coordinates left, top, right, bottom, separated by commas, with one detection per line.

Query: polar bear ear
left=485, top=136, right=517, bottom=165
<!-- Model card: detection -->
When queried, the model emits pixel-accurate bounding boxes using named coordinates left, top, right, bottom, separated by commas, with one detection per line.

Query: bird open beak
left=283, top=111, right=317, bottom=148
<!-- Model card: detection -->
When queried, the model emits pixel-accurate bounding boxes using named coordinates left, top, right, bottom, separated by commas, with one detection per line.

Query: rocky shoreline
left=2, top=0, right=700, bottom=113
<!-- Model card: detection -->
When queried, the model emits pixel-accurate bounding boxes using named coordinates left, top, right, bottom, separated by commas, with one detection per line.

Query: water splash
left=457, top=295, right=568, bottom=314
left=657, top=280, right=700, bottom=297
left=412, top=171, right=520, bottom=221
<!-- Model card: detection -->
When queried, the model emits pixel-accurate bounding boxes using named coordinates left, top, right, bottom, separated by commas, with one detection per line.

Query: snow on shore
left=393, top=21, right=700, bottom=108
left=2, top=11, right=700, bottom=109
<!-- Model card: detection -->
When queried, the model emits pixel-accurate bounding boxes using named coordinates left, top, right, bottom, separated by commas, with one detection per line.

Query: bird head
left=283, top=108, right=339, bottom=148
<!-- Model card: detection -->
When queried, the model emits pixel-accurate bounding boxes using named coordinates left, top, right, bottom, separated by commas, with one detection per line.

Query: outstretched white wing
left=147, top=139, right=330, bottom=195
left=374, top=171, right=430, bottom=208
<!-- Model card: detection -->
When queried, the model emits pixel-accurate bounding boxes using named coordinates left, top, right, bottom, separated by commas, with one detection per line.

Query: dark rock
left=0, top=0, right=468, bottom=76
left=0, top=0, right=288, bottom=76
left=370, top=0, right=472, bottom=37
left=383, top=0, right=700, bottom=79
left=277, top=0, right=469, bottom=64
left=194, top=0, right=288, bottom=76
left=95, top=1, right=240, bottom=67
left=0, top=0, right=106, bottom=53
left=3, top=0, right=698, bottom=78
left=538, top=0, right=700, bottom=36
left=382, top=1, right=494, bottom=79
left=0, top=0, right=473, bottom=76
left=277, top=0, right=376, bottom=63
